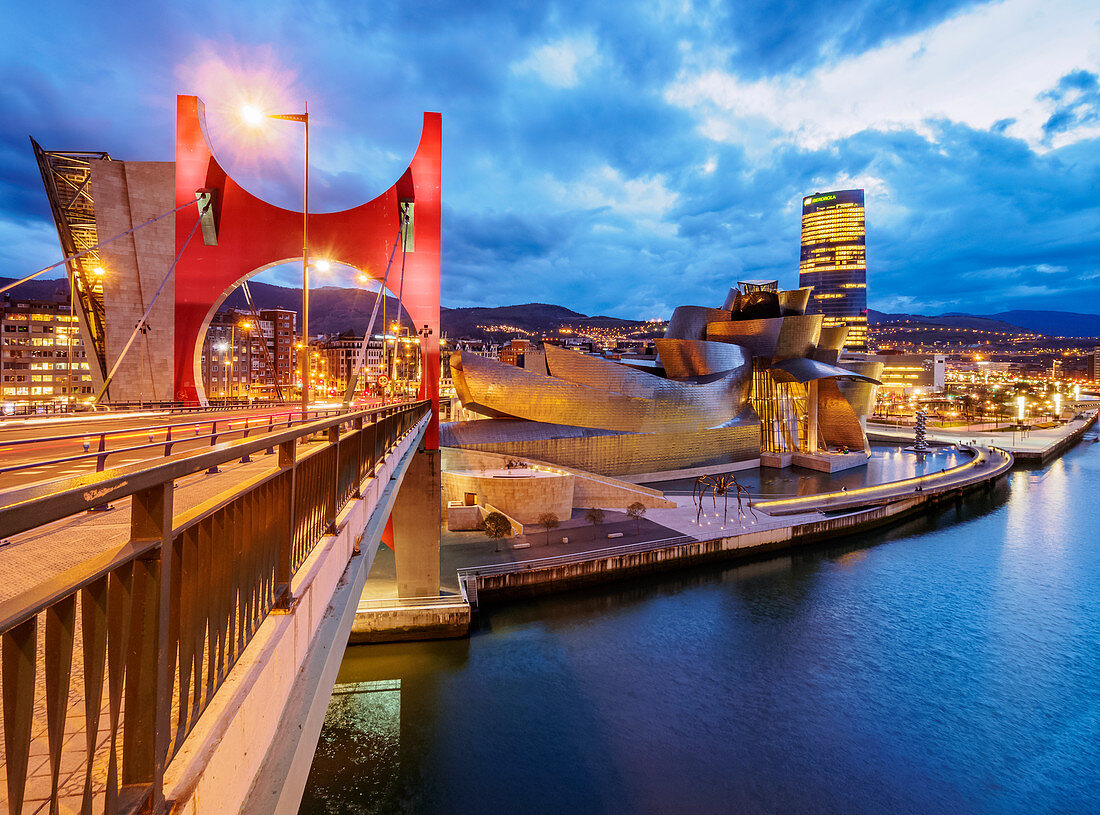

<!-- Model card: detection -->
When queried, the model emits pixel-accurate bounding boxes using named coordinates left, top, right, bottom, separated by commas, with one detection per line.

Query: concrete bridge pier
left=392, top=447, right=442, bottom=597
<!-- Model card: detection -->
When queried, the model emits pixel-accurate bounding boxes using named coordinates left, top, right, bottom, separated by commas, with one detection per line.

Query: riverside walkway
left=868, top=409, right=1097, bottom=464
left=437, top=444, right=1014, bottom=607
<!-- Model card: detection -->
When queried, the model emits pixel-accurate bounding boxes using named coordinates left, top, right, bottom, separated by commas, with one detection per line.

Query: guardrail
left=0, top=397, right=402, bottom=420
left=0, top=405, right=414, bottom=477
left=0, top=399, right=430, bottom=815
left=753, top=444, right=1013, bottom=515
left=356, top=595, right=468, bottom=612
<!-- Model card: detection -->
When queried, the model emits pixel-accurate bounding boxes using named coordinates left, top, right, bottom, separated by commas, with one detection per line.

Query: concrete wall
left=392, top=448, right=442, bottom=597
left=442, top=469, right=573, bottom=524
left=441, top=447, right=677, bottom=510
left=91, top=160, right=176, bottom=402
left=350, top=601, right=471, bottom=643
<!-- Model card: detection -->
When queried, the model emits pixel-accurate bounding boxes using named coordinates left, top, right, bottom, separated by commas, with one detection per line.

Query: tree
left=585, top=507, right=605, bottom=531
left=626, top=502, right=646, bottom=535
left=537, top=511, right=560, bottom=546
left=481, top=511, right=512, bottom=552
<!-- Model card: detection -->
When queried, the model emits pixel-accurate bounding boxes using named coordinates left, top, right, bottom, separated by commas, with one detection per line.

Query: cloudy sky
left=2, top=0, right=1099, bottom=318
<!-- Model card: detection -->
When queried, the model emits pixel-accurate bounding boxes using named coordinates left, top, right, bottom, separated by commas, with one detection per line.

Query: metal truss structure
left=31, top=138, right=110, bottom=383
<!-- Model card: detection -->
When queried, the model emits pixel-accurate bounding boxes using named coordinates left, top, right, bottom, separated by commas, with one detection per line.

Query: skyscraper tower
left=799, top=189, right=867, bottom=352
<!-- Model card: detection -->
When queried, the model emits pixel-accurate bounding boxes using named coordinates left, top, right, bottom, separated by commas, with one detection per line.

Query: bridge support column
left=392, top=448, right=441, bottom=597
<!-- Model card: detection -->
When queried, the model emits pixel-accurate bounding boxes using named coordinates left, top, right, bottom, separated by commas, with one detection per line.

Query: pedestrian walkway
left=869, top=410, right=1096, bottom=463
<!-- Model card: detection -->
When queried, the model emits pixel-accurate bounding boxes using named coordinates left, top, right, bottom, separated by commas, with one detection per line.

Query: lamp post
left=239, top=320, right=254, bottom=400
left=244, top=103, right=311, bottom=415
left=214, top=340, right=230, bottom=399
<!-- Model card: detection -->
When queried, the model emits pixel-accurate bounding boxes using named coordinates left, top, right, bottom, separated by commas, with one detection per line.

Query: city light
left=1016, top=395, right=1025, bottom=422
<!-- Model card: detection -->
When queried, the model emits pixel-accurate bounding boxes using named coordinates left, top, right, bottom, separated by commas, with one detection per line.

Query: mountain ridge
left=4, top=277, right=1100, bottom=339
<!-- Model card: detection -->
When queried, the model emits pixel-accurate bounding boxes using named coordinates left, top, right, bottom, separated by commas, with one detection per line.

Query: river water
left=299, top=441, right=1100, bottom=814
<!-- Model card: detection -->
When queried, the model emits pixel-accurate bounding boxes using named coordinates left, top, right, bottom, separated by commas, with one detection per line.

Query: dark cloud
left=1, top=0, right=1097, bottom=320
left=717, top=0, right=995, bottom=78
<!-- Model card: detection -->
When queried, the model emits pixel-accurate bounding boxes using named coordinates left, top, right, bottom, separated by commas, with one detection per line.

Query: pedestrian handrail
left=356, top=595, right=467, bottom=612
left=0, top=399, right=430, bottom=815
left=0, top=404, right=416, bottom=478
left=754, top=444, right=1013, bottom=514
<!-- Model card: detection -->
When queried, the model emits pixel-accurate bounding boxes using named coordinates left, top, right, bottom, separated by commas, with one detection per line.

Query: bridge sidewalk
left=0, top=436, right=331, bottom=814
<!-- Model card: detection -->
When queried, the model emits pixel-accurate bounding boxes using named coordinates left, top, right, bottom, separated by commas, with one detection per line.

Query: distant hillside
left=990, top=310, right=1100, bottom=339
left=867, top=309, right=1028, bottom=333
left=8, top=276, right=1099, bottom=340
left=0, top=277, right=70, bottom=302
left=868, top=308, right=1100, bottom=338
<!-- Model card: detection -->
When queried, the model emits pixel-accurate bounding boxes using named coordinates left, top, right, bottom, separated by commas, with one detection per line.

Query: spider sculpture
left=693, top=475, right=759, bottom=526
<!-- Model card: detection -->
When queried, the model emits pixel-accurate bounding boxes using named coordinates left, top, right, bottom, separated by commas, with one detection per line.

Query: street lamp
left=243, top=103, right=311, bottom=415
left=214, top=340, right=231, bottom=399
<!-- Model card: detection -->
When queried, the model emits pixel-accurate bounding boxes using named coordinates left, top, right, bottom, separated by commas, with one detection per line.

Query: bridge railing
left=0, top=399, right=429, bottom=815
left=0, top=405, right=391, bottom=477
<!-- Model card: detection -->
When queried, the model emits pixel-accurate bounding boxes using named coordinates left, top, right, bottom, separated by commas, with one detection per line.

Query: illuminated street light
left=240, top=104, right=265, bottom=127
left=241, top=102, right=312, bottom=415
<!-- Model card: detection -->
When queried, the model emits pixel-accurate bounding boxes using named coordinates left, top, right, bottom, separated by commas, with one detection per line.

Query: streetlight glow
left=241, top=104, right=265, bottom=127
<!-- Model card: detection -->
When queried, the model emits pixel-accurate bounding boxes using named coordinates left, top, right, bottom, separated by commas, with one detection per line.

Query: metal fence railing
left=0, top=405, right=388, bottom=478
left=0, top=399, right=430, bottom=815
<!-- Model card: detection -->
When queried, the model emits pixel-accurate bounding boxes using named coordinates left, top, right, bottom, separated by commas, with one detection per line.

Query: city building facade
left=875, top=352, right=946, bottom=393
left=799, top=189, right=868, bottom=352
left=1088, top=348, right=1100, bottom=382
left=1, top=297, right=93, bottom=406
left=201, top=307, right=297, bottom=398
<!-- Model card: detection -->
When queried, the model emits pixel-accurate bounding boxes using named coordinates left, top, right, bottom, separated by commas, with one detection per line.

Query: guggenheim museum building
left=442, top=280, right=883, bottom=481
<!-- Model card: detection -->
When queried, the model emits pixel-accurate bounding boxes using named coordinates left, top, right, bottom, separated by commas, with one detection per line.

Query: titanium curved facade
left=445, top=279, right=882, bottom=477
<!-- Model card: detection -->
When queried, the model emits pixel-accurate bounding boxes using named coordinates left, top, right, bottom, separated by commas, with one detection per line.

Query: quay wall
left=350, top=601, right=471, bottom=643
left=1014, top=412, right=1096, bottom=464
left=467, top=470, right=1008, bottom=605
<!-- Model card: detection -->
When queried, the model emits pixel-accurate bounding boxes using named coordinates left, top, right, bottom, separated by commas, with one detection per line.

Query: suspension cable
left=93, top=202, right=207, bottom=403
left=0, top=197, right=201, bottom=297
left=342, top=216, right=406, bottom=406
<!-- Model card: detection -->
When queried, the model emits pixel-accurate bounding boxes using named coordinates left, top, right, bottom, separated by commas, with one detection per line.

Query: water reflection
left=301, top=445, right=1099, bottom=815
left=644, top=444, right=967, bottom=497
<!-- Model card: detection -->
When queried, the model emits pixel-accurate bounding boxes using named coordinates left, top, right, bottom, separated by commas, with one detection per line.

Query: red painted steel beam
left=173, top=95, right=441, bottom=449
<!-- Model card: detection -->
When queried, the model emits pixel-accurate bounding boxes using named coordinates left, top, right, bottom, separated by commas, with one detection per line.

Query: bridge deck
left=0, top=439, right=346, bottom=813
left=0, top=403, right=429, bottom=815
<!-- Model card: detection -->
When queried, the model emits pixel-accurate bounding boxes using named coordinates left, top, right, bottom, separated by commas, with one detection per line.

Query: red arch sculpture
left=173, top=95, right=441, bottom=448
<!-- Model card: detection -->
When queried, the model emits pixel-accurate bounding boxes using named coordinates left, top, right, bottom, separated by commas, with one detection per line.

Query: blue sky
left=2, top=0, right=1099, bottom=319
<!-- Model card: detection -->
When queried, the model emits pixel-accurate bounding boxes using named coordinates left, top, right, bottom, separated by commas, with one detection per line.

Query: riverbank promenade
left=356, top=442, right=1012, bottom=615
left=868, top=409, right=1097, bottom=464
